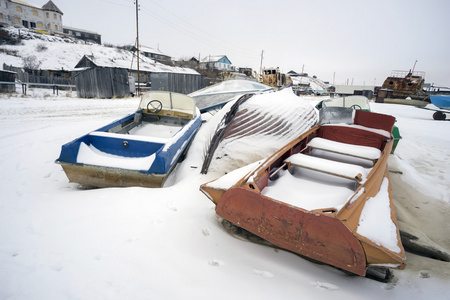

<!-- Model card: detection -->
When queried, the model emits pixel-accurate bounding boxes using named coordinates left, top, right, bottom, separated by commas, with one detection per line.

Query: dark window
left=30, top=22, right=36, bottom=28
left=22, top=20, right=28, bottom=27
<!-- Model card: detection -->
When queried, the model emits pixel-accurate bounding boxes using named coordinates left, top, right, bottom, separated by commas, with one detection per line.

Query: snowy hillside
left=0, top=86, right=449, bottom=299
left=0, top=26, right=197, bottom=74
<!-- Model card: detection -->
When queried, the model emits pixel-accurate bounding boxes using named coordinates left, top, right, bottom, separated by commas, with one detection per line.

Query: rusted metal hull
left=378, top=70, right=429, bottom=102
left=217, top=187, right=367, bottom=275
left=200, top=109, right=406, bottom=277
left=383, top=98, right=428, bottom=108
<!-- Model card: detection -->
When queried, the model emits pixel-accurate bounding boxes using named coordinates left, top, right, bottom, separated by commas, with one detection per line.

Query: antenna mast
left=411, top=59, right=418, bottom=74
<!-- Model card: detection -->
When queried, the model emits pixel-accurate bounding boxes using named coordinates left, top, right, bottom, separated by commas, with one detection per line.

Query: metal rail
left=0, top=81, right=76, bottom=95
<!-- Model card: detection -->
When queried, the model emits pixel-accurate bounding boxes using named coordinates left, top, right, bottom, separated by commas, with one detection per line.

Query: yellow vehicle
left=255, top=67, right=292, bottom=88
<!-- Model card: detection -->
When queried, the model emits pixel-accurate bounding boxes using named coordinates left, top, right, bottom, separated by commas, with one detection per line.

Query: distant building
left=287, top=70, right=308, bottom=77
left=74, top=54, right=205, bottom=95
left=334, top=85, right=374, bottom=95
left=63, top=26, right=101, bottom=44
left=238, top=67, right=252, bottom=76
left=0, top=0, right=63, bottom=34
left=189, top=57, right=200, bottom=64
left=0, top=0, right=102, bottom=43
left=124, top=44, right=172, bottom=64
left=199, top=55, right=233, bottom=71
left=334, top=85, right=375, bottom=99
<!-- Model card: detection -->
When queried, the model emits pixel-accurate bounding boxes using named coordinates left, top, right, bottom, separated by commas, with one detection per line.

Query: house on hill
left=199, top=55, right=233, bottom=71
left=124, top=45, right=172, bottom=64
left=0, top=0, right=63, bottom=34
left=63, top=26, right=101, bottom=44
left=0, top=0, right=102, bottom=43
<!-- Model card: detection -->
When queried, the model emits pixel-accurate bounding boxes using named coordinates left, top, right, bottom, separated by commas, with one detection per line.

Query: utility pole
left=135, top=0, right=140, bottom=96
left=259, top=50, right=264, bottom=78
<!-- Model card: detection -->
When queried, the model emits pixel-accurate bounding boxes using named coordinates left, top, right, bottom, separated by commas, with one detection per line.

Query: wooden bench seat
left=307, top=137, right=381, bottom=164
left=284, top=153, right=369, bottom=183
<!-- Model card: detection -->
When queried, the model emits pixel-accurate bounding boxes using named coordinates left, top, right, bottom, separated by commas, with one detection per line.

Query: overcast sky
left=53, top=0, right=450, bottom=86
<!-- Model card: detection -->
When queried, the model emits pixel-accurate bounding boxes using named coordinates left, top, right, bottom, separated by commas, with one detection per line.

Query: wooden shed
left=150, top=72, right=206, bottom=94
left=74, top=67, right=130, bottom=98
left=0, top=70, right=16, bottom=93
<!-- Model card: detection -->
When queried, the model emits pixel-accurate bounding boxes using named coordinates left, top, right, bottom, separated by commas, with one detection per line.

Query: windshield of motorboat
left=322, top=96, right=370, bottom=110
left=139, top=91, right=197, bottom=115
left=319, top=107, right=354, bottom=125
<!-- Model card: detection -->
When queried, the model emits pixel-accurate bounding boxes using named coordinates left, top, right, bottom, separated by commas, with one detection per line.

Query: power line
left=97, top=0, right=133, bottom=8
left=146, top=0, right=256, bottom=56
left=94, top=0, right=259, bottom=61
left=137, top=3, right=258, bottom=59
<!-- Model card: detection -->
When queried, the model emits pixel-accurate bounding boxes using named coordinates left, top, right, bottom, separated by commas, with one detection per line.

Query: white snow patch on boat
left=262, top=168, right=354, bottom=211
left=357, top=177, right=402, bottom=253
left=308, top=137, right=381, bottom=160
left=77, top=142, right=155, bottom=171
left=205, top=160, right=263, bottom=190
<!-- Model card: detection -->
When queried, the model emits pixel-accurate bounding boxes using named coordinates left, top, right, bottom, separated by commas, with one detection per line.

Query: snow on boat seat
left=284, top=153, right=369, bottom=183
left=76, top=142, right=155, bottom=171
left=307, top=137, right=381, bottom=163
left=88, top=131, right=169, bottom=144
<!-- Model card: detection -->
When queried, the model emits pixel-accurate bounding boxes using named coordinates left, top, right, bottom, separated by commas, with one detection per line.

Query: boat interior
left=263, top=133, right=382, bottom=213
left=104, top=110, right=189, bottom=139
left=248, top=109, right=395, bottom=214
left=105, top=91, right=198, bottom=138
left=72, top=92, right=200, bottom=161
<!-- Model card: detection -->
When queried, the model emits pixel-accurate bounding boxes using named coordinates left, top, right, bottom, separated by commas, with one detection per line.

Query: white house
left=0, top=0, right=63, bottom=34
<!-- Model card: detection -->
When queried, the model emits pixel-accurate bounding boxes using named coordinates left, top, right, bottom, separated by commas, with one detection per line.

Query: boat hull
left=58, top=162, right=167, bottom=188
left=217, top=187, right=367, bottom=276
left=430, top=95, right=450, bottom=109
left=383, top=98, right=428, bottom=107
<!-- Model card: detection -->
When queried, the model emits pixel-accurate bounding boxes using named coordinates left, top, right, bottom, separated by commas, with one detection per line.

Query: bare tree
left=22, top=55, right=42, bottom=70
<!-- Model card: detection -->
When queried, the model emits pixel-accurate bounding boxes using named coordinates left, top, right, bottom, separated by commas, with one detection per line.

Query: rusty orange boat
left=200, top=108, right=406, bottom=278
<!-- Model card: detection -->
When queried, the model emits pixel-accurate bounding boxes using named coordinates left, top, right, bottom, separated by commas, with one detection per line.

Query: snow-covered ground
left=0, top=87, right=449, bottom=299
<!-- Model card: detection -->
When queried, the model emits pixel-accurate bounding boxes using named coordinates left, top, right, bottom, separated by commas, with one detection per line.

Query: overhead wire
left=145, top=0, right=258, bottom=57
left=135, top=1, right=259, bottom=60
left=92, top=0, right=259, bottom=62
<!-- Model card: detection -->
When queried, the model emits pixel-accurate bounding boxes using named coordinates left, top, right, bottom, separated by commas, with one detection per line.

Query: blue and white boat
left=429, top=95, right=450, bottom=120
left=56, top=91, right=202, bottom=188
left=430, top=95, right=450, bottom=110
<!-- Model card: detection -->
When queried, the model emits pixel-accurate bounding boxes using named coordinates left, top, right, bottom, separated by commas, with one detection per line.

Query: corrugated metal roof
left=77, top=53, right=199, bottom=75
